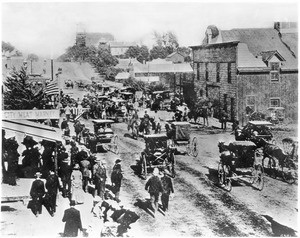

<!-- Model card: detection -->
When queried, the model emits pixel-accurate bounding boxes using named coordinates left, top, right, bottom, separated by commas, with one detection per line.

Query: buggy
left=138, top=134, right=176, bottom=179
left=166, top=121, right=198, bottom=157
left=218, top=140, right=264, bottom=191
left=235, top=121, right=273, bottom=142
left=262, top=137, right=298, bottom=184
left=85, top=119, right=119, bottom=154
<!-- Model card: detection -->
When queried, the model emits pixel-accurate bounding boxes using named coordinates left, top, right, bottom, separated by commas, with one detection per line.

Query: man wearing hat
left=62, top=200, right=83, bottom=237
left=59, top=157, right=72, bottom=198
left=145, top=168, right=163, bottom=216
left=161, top=169, right=174, bottom=212
left=111, top=159, right=123, bottom=202
left=45, top=170, right=59, bottom=216
left=29, top=172, right=45, bottom=217
left=93, top=158, right=107, bottom=199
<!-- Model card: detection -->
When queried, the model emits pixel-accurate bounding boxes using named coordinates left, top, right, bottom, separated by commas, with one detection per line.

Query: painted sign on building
left=2, top=110, right=60, bottom=120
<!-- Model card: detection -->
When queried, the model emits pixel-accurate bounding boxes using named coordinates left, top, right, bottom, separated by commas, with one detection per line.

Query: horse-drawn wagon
left=218, top=140, right=264, bottom=191
left=166, top=121, right=198, bottom=157
left=262, top=137, right=297, bottom=184
left=85, top=119, right=119, bottom=154
left=138, top=134, right=176, bottom=179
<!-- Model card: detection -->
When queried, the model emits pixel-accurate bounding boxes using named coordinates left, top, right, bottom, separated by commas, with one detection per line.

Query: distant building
left=166, top=51, right=185, bottom=63
left=191, top=22, right=298, bottom=124
left=76, top=32, right=114, bottom=48
left=108, top=41, right=138, bottom=57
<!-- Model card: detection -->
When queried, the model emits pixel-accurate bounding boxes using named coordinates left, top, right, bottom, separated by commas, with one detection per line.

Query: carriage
left=166, top=121, right=198, bottom=157
left=235, top=121, right=273, bottom=142
left=138, top=134, right=176, bottom=179
left=262, top=137, right=298, bottom=184
left=218, top=140, right=264, bottom=191
left=85, top=119, right=119, bottom=154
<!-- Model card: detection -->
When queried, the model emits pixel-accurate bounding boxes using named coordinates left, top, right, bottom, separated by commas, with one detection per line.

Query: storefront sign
left=2, top=110, right=60, bottom=120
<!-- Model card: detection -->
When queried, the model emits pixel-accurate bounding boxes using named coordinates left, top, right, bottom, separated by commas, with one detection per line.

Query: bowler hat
left=22, top=136, right=38, bottom=147
left=115, top=159, right=122, bottom=164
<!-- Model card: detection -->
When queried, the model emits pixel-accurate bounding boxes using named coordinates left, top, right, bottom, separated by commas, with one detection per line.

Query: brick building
left=190, top=23, right=298, bottom=125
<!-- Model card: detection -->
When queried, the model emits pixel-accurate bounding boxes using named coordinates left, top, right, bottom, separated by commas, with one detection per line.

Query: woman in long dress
left=71, top=164, right=85, bottom=204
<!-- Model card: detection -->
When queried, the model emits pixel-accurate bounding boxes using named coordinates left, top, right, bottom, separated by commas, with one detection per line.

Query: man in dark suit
left=62, top=200, right=83, bottom=237
left=145, top=168, right=163, bottom=216
left=29, top=172, right=45, bottom=217
left=161, top=169, right=174, bottom=212
left=93, top=159, right=107, bottom=199
left=45, top=170, right=59, bottom=216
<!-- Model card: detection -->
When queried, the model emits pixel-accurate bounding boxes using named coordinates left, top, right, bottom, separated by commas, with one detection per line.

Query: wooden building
left=190, top=22, right=298, bottom=125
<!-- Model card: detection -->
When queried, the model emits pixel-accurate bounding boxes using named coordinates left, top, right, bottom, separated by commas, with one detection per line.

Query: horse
left=255, top=138, right=297, bottom=173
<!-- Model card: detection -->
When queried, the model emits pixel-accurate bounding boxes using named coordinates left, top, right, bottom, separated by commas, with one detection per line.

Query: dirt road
left=110, top=121, right=298, bottom=237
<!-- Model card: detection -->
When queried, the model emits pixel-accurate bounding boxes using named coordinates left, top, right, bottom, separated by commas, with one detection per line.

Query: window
left=270, top=62, right=280, bottom=71
left=246, top=95, right=256, bottom=114
left=205, top=63, right=209, bottom=81
left=227, top=63, right=231, bottom=83
left=270, top=62, right=280, bottom=81
left=197, top=63, right=200, bottom=81
left=216, top=63, right=220, bottom=82
left=270, top=98, right=280, bottom=107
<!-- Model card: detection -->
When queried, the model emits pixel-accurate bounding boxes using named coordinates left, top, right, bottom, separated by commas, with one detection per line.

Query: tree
left=27, top=53, right=39, bottom=62
left=2, top=41, right=15, bottom=53
left=149, top=46, right=169, bottom=60
left=124, top=45, right=149, bottom=63
left=123, top=77, right=147, bottom=92
left=89, top=48, right=119, bottom=78
left=177, top=47, right=192, bottom=62
left=3, top=67, right=45, bottom=110
left=150, top=31, right=180, bottom=60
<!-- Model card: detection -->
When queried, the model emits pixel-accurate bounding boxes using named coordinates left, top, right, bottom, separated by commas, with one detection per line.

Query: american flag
left=44, top=80, right=59, bottom=95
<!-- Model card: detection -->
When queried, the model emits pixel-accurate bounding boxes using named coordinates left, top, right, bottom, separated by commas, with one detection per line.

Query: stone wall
left=237, top=72, right=298, bottom=125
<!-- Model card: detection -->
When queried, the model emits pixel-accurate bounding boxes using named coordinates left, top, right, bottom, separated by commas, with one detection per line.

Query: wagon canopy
left=92, top=119, right=115, bottom=124
left=248, top=121, right=273, bottom=126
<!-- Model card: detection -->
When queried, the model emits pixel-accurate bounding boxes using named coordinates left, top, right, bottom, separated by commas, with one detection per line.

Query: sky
left=1, top=1, right=298, bottom=58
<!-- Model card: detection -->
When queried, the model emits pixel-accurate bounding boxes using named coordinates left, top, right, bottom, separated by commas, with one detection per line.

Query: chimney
left=206, top=29, right=213, bottom=44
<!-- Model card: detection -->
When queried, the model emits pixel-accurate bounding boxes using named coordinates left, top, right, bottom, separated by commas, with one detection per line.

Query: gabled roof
left=166, top=51, right=185, bottom=58
left=259, top=50, right=285, bottom=62
left=219, top=28, right=297, bottom=70
left=237, top=43, right=269, bottom=70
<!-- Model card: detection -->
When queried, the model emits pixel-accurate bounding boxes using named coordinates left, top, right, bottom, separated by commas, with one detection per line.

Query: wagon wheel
left=223, top=164, right=232, bottom=192
left=191, top=137, right=198, bottom=157
left=281, top=158, right=296, bottom=184
left=252, top=164, right=264, bottom=190
left=217, top=163, right=232, bottom=191
left=217, top=162, right=225, bottom=185
left=186, top=142, right=191, bottom=156
left=111, top=135, right=119, bottom=154
left=141, top=154, right=147, bottom=179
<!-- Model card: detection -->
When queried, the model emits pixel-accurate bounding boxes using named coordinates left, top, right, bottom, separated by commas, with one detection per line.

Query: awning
left=2, top=119, right=63, bottom=142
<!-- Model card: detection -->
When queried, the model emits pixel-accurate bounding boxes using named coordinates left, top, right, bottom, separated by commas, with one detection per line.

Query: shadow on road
left=134, top=198, right=155, bottom=218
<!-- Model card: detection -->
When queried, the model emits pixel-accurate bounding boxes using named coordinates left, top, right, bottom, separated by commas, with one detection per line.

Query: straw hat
left=35, top=172, right=42, bottom=177
left=153, top=168, right=159, bottom=175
